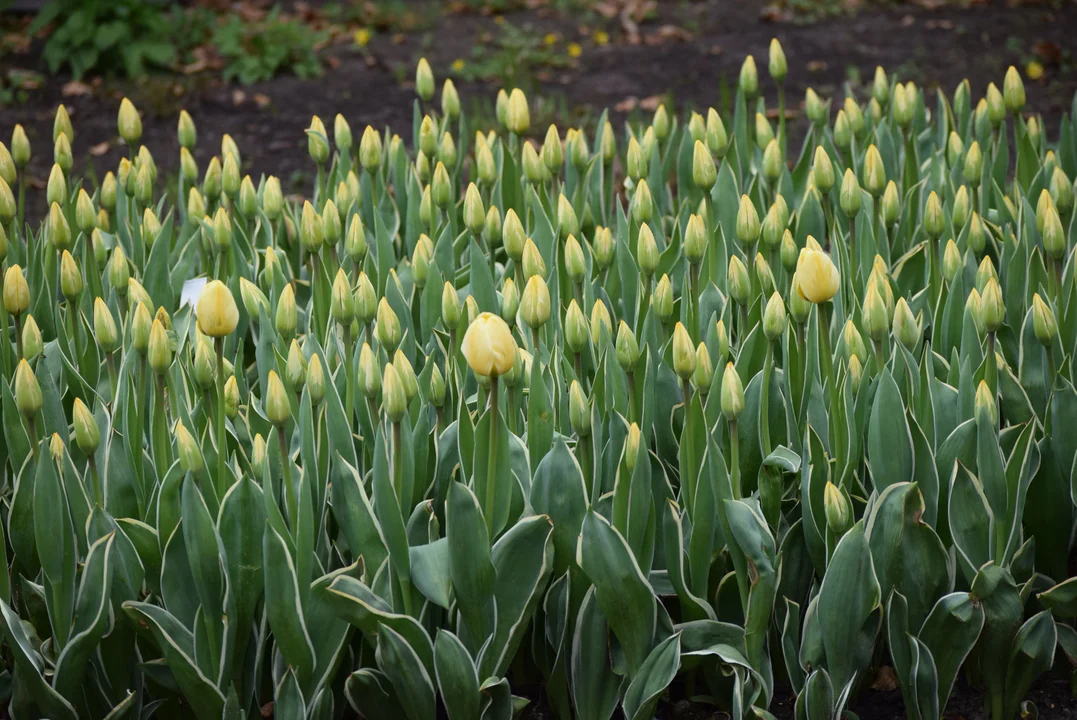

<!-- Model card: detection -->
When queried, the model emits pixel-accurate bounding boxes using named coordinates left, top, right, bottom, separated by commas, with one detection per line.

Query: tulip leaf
left=621, top=632, right=681, bottom=720
left=377, top=624, right=436, bottom=720
left=868, top=370, right=915, bottom=492
left=434, top=630, right=481, bottom=720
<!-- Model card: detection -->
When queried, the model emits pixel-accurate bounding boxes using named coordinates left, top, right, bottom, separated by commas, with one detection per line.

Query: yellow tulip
left=461, top=312, right=518, bottom=378
left=196, top=280, right=239, bottom=337
left=795, top=248, right=840, bottom=303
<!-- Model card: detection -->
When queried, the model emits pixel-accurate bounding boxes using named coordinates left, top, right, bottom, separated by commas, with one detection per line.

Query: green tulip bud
left=626, top=136, right=645, bottom=181
left=848, top=354, right=864, bottom=393
left=439, top=77, right=461, bottom=118
left=148, top=319, right=173, bottom=375
left=376, top=297, right=402, bottom=353
left=569, top=129, right=589, bottom=170
left=637, top=223, right=659, bottom=278
left=332, top=113, right=352, bottom=156
left=1003, top=66, right=1025, bottom=113
left=476, top=142, right=497, bottom=187
left=946, top=131, right=964, bottom=167
left=942, top=239, right=962, bottom=283
left=882, top=180, right=900, bottom=225
left=128, top=278, right=152, bottom=313
left=671, top=321, right=696, bottom=380
left=763, top=292, right=787, bottom=341
left=430, top=362, right=446, bottom=408
left=91, top=298, right=117, bottom=353
left=275, top=284, right=297, bottom=339
left=382, top=363, right=407, bottom=423
left=839, top=168, right=862, bottom=218
left=706, top=108, right=728, bottom=158
left=1032, top=294, right=1057, bottom=347
left=693, top=140, right=717, bottom=190
left=963, top=140, right=983, bottom=187
left=727, top=254, right=750, bottom=306
left=250, top=433, right=267, bottom=477
left=736, top=194, right=761, bottom=247
left=862, top=281, right=888, bottom=341
left=237, top=175, right=258, bottom=219
left=872, top=65, right=889, bottom=106
left=980, top=278, right=1004, bottom=333
left=307, top=115, right=330, bottom=165
left=1050, top=167, right=1074, bottom=216
left=631, top=179, right=653, bottom=224
left=688, top=112, right=705, bottom=144
left=684, top=213, right=707, bottom=263
left=329, top=268, right=355, bottom=325
left=221, top=153, right=240, bottom=199
left=118, top=98, right=142, bottom=146
left=14, top=359, right=41, bottom=418
left=833, top=109, right=852, bottom=150
left=591, top=300, right=612, bottom=345
left=987, top=83, right=1006, bottom=126
left=53, top=133, right=72, bottom=173
left=128, top=301, right=151, bottom=356
left=133, top=162, right=153, bottom=206
left=762, top=138, right=782, bottom=184
left=176, top=109, right=197, bottom=149
left=805, top=88, right=827, bottom=127
left=266, top=370, right=291, bottom=426
left=754, top=113, right=774, bottom=149
left=191, top=339, right=215, bottom=391
left=564, top=300, right=588, bottom=354
left=212, top=206, right=232, bottom=251
left=507, top=88, right=530, bottom=135
left=438, top=131, right=457, bottom=169
left=414, top=56, right=435, bottom=101
left=824, top=482, right=852, bottom=534
left=768, top=37, right=787, bottom=81
left=521, top=275, right=551, bottom=330
left=653, top=274, right=673, bottom=323
left=690, top=342, right=712, bottom=394
left=891, top=82, right=913, bottom=128
left=522, top=237, right=546, bottom=280
left=893, top=298, right=920, bottom=351
left=442, top=281, right=461, bottom=330
left=501, top=208, right=525, bottom=263
left=842, top=320, right=867, bottom=363
left=599, top=120, right=616, bottom=164
left=588, top=226, right=612, bottom=272
left=648, top=103, right=668, bottom=140
left=72, top=188, right=95, bottom=234
left=20, top=314, right=41, bottom=362
left=11, top=124, right=30, bottom=168
left=286, top=340, right=307, bottom=392
left=71, top=397, right=99, bottom=456
left=458, top=182, right=484, bottom=236
left=974, top=379, right=997, bottom=427
left=924, top=191, right=944, bottom=240
left=199, top=156, right=221, bottom=203
left=951, top=186, right=969, bottom=230
left=542, top=124, right=563, bottom=173
left=49, top=201, right=71, bottom=250
left=779, top=229, right=797, bottom=272
left=616, top=321, right=640, bottom=370
left=429, top=161, right=450, bottom=210
left=721, top=362, right=744, bottom=421
left=623, top=422, right=641, bottom=472
left=173, top=420, right=204, bottom=473
left=46, top=163, right=66, bottom=208
left=565, top=235, right=587, bottom=284
left=1043, top=205, right=1066, bottom=260
left=569, top=380, right=591, bottom=437
left=60, top=249, right=82, bottom=300
left=739, top=55, right=758, bottom=98
left=862, top=144, right=886, bottom=196
left=975, top=255, right=997, bottom=293
left=221, top=134, right=240, bottom=165
left=416, top=149, right=432, bottom=185
left=394, top=349, right=418, bottom=404
left=844, top=96, right=864, bottom=136
left=355, top=343, right=381, bottom=400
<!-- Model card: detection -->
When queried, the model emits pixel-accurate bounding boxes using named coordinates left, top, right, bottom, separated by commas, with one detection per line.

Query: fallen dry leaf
left=89, top=142, right=110, bottom=157
left=639, top=95, right=663, bottom=112
left=615, top=96, right=639, bottom=112
left=766, top=107, right=799, bottom=120
left=806, top=60, right=827, bottom=73
left=232, top=89, right=247, bottom=106
left=1032, top=40, right=1062, bottom=64
left=871, top=666, right=900, bottom=692
left=253, top=93, right=272, bottom=109
left=62, top=81, right=92, bottom=97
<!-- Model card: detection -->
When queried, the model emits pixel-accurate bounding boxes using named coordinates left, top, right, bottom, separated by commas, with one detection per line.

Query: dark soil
left=1, top=0, right=1077, bottom=215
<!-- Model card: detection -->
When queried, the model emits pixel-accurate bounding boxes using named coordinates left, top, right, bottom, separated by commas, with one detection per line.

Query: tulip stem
left=216, top=337, right=228, bottom=498
left=27, top=417, right=38, bottom=460
left=17, top=175, right=25, bottom=245
left=531, top=327, right=540, bottom=360
left=818, top=303, right=833, bottom=392
left=88, top=455, right=103, bottom=507
left=872, top=337, right=887, bottom=376
left=1046, top=346, right=1056, bottom=393
left=627, top=370, right=637, bottom=423
left=760, top=341, right=774, bottom=457
left=484, top=377, right=499, bottom=536
left=343, top=323, right=355, bottom=428
left=106, top=351, right=117, bottom=404
left=14, top=313, right=22, bottom=360
left=278, top=425, right=296, bottom=529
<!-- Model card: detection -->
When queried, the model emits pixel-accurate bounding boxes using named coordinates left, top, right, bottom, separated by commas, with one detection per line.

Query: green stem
left=278, top=425, right=296, bottom=528
left=216, top=337, right=228, bottom=498
left=152, top=374, right=171, bottom=474
left=88, top=456, right=103, bottom=507
left=760, top=341, right=774, bottom=457
left=484, top=377, right=499, bottom=536
left=343, top=323, right=355, bottom=427
left=14, top=313, right=22, bottom=360
left=27, top=417, right=38, bottom=460
left=730, top=419, right=741, bottom=499
left=818, top=304, right=833, bottom=391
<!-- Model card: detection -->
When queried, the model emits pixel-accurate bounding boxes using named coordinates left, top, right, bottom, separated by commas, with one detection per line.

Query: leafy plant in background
left=30, top=0, right=176, bottom=78
left=0, top=41, right=1076, bottom=720
left=214, top=7, right=327, bottom=85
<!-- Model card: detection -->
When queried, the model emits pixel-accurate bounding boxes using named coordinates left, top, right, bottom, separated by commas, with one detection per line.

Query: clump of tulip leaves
left=0, top=46, right=1076, bottom=720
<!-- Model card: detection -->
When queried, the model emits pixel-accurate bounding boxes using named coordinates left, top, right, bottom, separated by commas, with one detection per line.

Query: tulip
left=795, top=248, right=840, bottom=303
left=462, top=312, right=518, bottom=378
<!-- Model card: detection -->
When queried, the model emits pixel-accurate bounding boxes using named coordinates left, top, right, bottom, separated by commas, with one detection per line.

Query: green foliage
left=213, top=8, right=327, bottom=85
left=30, top=0, right=176, bottom=78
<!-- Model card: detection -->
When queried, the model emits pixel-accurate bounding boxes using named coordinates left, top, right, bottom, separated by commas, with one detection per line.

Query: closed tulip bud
left=964, top=213, right=986, bottom=257
left=754, top=112, right=775, bottom=149
left=507, top=88, right=530, bottom=134
left=171, top=108, right=196, bottom=149
left=965, top=288, right=982, bottom=334
left=69, top=187, right=96, bottom=235
left=1050, top=167, right=1073, bottom=215
left=591, top=300, right=612, bottom=345
left=57, top=249, right=81, bottom=300
left=493, top=276, right=517, bottom=325
left=1038, top=189, right=1056, bottom=232
left=218, top=153, right=239, bottom=199
left=975, top=379, right=997, bottom=427
left=727, top=254, right=750, bottom=305
left=948, top=187, right=969, bottom=232
left=118, top=98, right=142, bottom=145
left=307, top=115, right=330, bottom=165
left=584, top=228, right=610, bottom=274
left=763, top=292, right=787, bottom=341
left=945, top=131, right=965, bottom=167
left=668, top=322, right=694, bottom=379
left=11, top=124, right=30, bottom=168
left=640, top=275, right=669, bottom=325
left=761, top=35, right=786, bottom=81
left=802, top=87, right=825, bottom=127
left=643, top=102, right=668, bottom=140
left=439, top=282, right=461, bottom=331
left=275, top=284, right=297, bottom=339
left=194, top=279, right=238, bottom=338
left=92, top=298, right=118, bottom=352
left=428, top=362, right=447, bottom=408
left=429, top=161, right=450, bottom=210
left=460, top=311, right=517, bottom=378
left=1026, top=116, right=1041, bottom=150
left=521, top=275, right=551, bottom=330
left=637, top=223, right=659, bottom=278
left=942, top=239, right=962, bottom=283
left=867, top=65, right=887, bottom=105
left=1030, top=294, right=1056, bottom=347
left=46, top=163, right=66, bottom=208
left=147, top=319, right=171, bottom=375
left=862, top=281, right=888, bottom=341
left=519, top=239, right=545, bottom=283
left=71, top=397, right=100, bottom=456
left=1001, top=65, right=1025, bottom=112
left=14, top=359, right=41, bottom=418
left=103, top=252, right=128, bottom=301
left=325, top=269, right=353, bottom=326
left=408, top=56, right=434, bottom=100
left=348, top=344, right=378, bottom=402
left=132, top=163, right=152, bottom=206
left=198, top=157, right=220, bottom=203
left=641, top=127, right=657, bottom=168
left=772, top=228, right=795, bottom=272
left=833, top=109, right=852, bottom=150
left=171, top=420, right=204, bottom=474
left=824, top=482, right=852, bottom=534
left=891, top=83, right=912, bottom=128
left=862, top=144, right=886, bottom=196
left=843, top=320, right=867, bottom=363
left=21, top=314, right=41, bottom=362
left=761, top=138, right=782, bottom=184
left=559, top=300, right=586, bottom=353
left=922, top=191, right=944, bottom=240
left=53, top=133, right=72, bottom=173
left=631, top=179, right=652, bottom=224
left=49, top=433, right=65, bottom=465
left=980, top=278, right=1004, bottom=332
left=795, top=248, right=840, bottom=303
left=539, top=124, right=563, bottom=173
left=378, top=363, right=405, bottom=423
left=687, top=112, right=705, bottom=144
left=613, top=321, right=638, bottom=370
left=456, top=183, right=483, bottom=237
left=835, top=170, right=861, bottom=220
left=963, top=141, right=983, bottom=186
left=719, top=363, right=743, bottom=421
left=893, top=298, right=919, bottom=351
left=1043, top=206, right=1065, bottom=259
left=736, top=194, right=761, bottom=247
left=562, top=380, right=589, bottom=437
left=811, top=146, right=835, bottom=196
left=208, top=207, right=231, bottom=252
left=376, top=297, right=402, bottom=353
left=283, top=341, right=305, bottom=393
left=844, top=96, right=864, bottom=134
left=438, top=131, right=457, bottom=169
left=739, top=55, right=758, bottom=97
left=626, top=137, right=645, bottom=181
left=755, top=252, right=776, bottom=297
left=391, top=350, right=417, bottom=404
left=975, top=255, right=997, bottom=292
left=681, top=214, right=707, bottom=265
left=0, top=177, right=13, bottom=226
left=565, top=234, right=586, bottom=283
left=191, top=339, right=215, bottom=390
left=492, top=87, right=509, bottom=128
left=492, top=209, right=521, bottom=264
left=300, top=201, right=323, bottom=253
left=699, top=108, right=725, bottom=159
left=264, top=370, right=290, bottom=426
left=881, top=182, right=900, bottom=227
left=0, top=143, right=13, bottom=187
left=692, top=140, right=717, bottom=190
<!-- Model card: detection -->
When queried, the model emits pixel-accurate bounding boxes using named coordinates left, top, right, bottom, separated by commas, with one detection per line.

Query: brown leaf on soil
left=232, top=89, right=247, bottom=106
left=594, top=1, right=619, bottom=19
left=62, top=81, right=93, bottom=98
left=901, top=14, right=916, bottom=27
left=1032, top=40, right=1062, bottom=64
left=759, top=4, right=787, bottom=22
left=615, top=96, right=640, bottom=112
left=253, top=93, right=272, bottom=109
left=639, top=95, right=663, bottom=112
left=872, top=665, right=900, bottom=691
left=806, top=60, right=827, bottom=73
left=766, top=107, right=799, bottom=120
left=259, top=701, right=273, bottom=718
left=925, top=19, right=954, bottom=30
left=325, top=55, right=340, bottom=69
left=643, top=25, right=692, bottom=45
left=89, top=142, right=110, bottom=157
